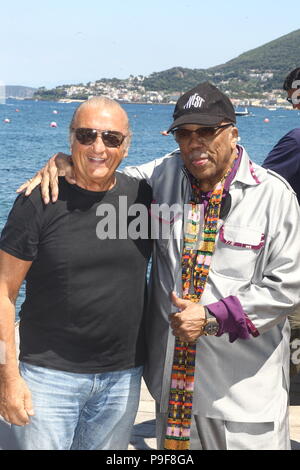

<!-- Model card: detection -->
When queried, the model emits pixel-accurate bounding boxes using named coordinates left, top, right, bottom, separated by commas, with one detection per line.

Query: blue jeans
left=12, top=362, right=142, bottom=450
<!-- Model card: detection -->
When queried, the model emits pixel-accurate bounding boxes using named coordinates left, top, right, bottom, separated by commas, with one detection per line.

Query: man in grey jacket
left=16, top=83, right=300, bottom=450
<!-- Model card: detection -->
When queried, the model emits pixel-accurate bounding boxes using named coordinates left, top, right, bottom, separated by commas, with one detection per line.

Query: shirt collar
left=181, top=144, right=262, bottom=189
left=232, top=145, right=261, bottom=187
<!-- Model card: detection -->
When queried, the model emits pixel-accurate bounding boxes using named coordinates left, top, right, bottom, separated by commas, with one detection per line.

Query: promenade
left=0, top=377, right=299, bottom=450
left=0, top=325, right=299, bottom=450
left=129, top=379, right=300, bottom=450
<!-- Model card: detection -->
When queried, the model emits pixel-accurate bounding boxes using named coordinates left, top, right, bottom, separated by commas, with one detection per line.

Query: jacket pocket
left=211, top=225, right=265, bottom=280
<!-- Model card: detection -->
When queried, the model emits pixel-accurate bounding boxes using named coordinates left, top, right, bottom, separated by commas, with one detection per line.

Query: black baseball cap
left=167, top=82, right=236, bottom=133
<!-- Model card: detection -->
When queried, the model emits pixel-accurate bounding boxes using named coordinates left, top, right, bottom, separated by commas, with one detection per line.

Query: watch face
left=204, top=320, right=219, bottom=336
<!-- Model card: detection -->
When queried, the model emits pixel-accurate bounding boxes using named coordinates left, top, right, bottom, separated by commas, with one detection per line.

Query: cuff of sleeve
left=206, top=296, right=259, bottom=342
left=205, top=300, right=229, bottom=337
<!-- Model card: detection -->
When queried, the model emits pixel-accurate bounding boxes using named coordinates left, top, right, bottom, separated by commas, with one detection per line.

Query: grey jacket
left=124, top=146, right=300, bottom=422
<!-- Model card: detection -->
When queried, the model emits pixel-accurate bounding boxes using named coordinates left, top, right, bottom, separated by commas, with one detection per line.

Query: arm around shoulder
left=16, top=152, right=73, bottom=204
left=124, top=150, right=180, bottom=186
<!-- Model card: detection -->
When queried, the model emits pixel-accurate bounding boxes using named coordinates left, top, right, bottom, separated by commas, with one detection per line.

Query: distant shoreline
left=4, top=97, right=291, bottom=110
left=6, top=97, right=175, bottom=105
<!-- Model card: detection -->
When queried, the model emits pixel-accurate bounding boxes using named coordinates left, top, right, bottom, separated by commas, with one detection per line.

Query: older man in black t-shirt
left=0, top=97, right=152, bottom=450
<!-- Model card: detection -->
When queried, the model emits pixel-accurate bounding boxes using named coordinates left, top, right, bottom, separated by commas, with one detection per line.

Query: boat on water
left=235, top=107, right=249, bottom=116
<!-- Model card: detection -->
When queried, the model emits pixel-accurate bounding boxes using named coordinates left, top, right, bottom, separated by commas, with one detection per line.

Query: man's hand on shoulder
left=16, top=153, right=75, bottom=204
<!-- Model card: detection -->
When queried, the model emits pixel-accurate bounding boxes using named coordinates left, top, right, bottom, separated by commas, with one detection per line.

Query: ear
left=230, top=126, right=239, bottom=149
left=122, top=137, right=130, bottom=158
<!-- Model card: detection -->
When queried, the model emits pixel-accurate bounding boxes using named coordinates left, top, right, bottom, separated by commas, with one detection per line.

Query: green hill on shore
left=33, top=28, right=300, bottom=100
left=142, top=29, right=300, bottom=95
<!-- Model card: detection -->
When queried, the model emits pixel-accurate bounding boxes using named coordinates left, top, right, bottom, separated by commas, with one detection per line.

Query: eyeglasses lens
left=173, top=123, right=233, bottom=141
left=75, top=128, right=97, bottom=145
left=102, top=131, right=124, bottom=147
left=75, top=129, right=124, bottom=147
left=174, top=127, right=215, bottom=141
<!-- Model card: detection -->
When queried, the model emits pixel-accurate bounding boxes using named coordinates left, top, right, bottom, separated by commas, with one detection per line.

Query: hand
left=0, top=375, right=34, bottom=426
left=170, top=291, right=206, bottom=342
left=16, top=152, right=75, bottom=204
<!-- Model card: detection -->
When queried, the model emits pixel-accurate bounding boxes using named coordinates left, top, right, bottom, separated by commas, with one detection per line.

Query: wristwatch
left=203, top=307, right=219, bottom=336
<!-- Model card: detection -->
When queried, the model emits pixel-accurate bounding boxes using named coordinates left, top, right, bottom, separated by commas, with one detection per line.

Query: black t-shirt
left=0, top=173, right=152, bottom=373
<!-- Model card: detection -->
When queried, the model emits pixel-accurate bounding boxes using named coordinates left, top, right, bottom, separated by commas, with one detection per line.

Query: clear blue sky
left=1, top=0, right=299, bottom=88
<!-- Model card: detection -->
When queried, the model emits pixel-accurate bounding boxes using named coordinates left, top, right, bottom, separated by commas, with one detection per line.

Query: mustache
left=186, top=150, right=212, bottom=161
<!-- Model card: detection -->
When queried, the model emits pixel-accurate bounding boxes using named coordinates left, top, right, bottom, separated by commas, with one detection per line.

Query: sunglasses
left=287, top=97, right=300, bottom=104
left=73, top=128, right=126, bottom=147
left=171, top=123, right=234, bottom=141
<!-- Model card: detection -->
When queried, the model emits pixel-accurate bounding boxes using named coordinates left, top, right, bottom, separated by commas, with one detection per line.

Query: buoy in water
left=15, top=109, right=20, bottom=112
left=53, top=110, right=58, bottom=114
left=264, top=118, right=270, bottom=123
left=4, top=118, right=11, bottom=123
left=50, top=121, right=57, bottom=128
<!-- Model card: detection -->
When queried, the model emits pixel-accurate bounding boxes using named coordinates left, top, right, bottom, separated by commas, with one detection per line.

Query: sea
left=0, top=99, right=300, bottom=315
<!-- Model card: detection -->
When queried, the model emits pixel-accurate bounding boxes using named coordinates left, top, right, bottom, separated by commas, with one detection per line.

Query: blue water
left=1, top=99, right=300, bottom=314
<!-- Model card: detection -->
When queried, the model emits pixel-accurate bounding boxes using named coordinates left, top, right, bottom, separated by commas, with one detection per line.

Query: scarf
left=164, top=155, right=239, bottom=450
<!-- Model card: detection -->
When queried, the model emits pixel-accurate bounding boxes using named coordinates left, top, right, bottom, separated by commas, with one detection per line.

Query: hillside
left=142, top=67, right=207, bottom=93
left=33, top=28, right=300, bottom=101
left=211, top=29, right=300, bottom=76
left=142, top=29, right=300, bottom=95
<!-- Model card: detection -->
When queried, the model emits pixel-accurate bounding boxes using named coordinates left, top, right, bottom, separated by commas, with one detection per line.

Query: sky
left=1, top=0, right=299, bottom=89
